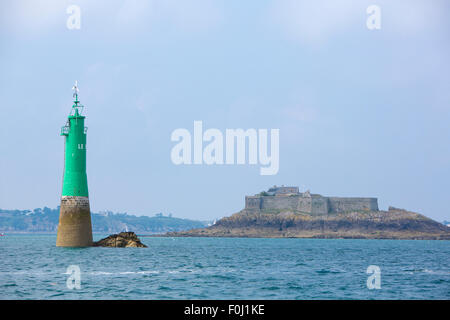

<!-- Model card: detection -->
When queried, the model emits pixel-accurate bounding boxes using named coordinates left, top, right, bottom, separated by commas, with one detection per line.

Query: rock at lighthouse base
left=93, top=232, right=147, bottom=248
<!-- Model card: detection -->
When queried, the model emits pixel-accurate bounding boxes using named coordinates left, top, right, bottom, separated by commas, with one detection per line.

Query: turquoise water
left=0, top=235, right=449, bottom=299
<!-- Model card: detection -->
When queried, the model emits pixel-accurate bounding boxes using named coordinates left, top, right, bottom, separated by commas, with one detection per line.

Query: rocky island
left=93, top=232, right=147, bottom=247
left=165, top=186, right=450, bottom=240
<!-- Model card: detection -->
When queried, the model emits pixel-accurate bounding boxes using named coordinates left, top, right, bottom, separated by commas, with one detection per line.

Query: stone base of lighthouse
left=56, top=196, right=93, bottom=247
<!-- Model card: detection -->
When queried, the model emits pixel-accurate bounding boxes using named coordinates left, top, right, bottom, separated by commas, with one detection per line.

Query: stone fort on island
left=245, top=186, right=378, bottom=214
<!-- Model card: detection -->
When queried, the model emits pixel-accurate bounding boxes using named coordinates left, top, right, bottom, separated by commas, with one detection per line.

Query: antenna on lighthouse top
left=72, top=80, right=79, bottom=94
left=71, top=80, right=84, bottom=117
left=72, top=80, right=80, bottom=105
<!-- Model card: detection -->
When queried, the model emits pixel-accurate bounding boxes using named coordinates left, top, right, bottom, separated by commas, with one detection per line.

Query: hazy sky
left=0, top=0, right=449, bottom=221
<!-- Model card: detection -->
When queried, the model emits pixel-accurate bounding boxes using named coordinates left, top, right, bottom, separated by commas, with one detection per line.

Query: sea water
left=0, top=235, right=449, bottom=299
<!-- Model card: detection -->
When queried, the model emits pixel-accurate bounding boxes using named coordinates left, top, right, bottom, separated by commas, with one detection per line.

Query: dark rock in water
left=93, top=232, right=147, bottom=248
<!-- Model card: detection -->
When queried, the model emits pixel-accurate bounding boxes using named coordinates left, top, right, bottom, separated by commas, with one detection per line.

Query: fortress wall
left=258, top=195, right=329, bottom=214
left=297, top=197, right=312, bottom=213
left=246, top=194, right=378, bottom=214
left=260, top=196, right=299, bottom=211
left=245, top=196, right=262, bottom=209
left=297, top=196, right=329, bottom=214
left=328, top=197, right=378, bottom=213
left=310, top=197, right=329, bottom=214
left=268, top=186, right=299, bottom=194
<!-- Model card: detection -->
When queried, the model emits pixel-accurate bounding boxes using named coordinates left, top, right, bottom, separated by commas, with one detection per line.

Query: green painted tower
left=56, top=81, right=93, bottom=247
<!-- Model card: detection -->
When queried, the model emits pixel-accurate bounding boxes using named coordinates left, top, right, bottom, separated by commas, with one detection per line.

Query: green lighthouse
left=56, top=81, right=93, bottom=247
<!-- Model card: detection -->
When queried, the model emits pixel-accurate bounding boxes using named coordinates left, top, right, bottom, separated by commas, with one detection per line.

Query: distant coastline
left=0, top=207, right=209, bottom=234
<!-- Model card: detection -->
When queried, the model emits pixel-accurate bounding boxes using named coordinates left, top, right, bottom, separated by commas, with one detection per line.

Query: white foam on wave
left=423, top=269, right=450, bottom=275
left=87, top=270, right=160, bottom=276
left=89, top=271, right=114, bottom=275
